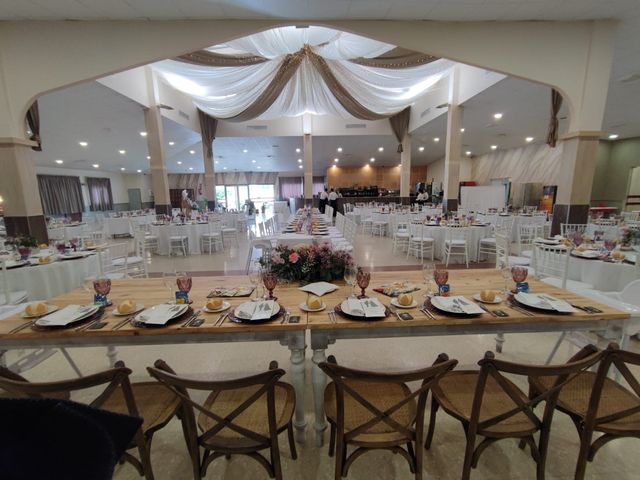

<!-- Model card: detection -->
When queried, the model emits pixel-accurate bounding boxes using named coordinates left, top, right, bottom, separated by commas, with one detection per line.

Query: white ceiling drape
left=154, top=26, right=451, bottom=120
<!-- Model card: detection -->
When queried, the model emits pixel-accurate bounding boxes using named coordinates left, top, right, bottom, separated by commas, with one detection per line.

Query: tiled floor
left=5, top=227, right=639, bottom=479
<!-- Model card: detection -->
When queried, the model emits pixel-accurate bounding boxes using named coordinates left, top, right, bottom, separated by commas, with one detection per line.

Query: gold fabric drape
left=197, top=109, right=218, bottom=158
left=227, top=50, right=306, bottom=122
left=176, top=50, right=267, bottom=67
left=547, top=89, right=563, bottom=148
left=389, top=107, right=411, bottom=153
left=350, top=47, right=439, bottom=69
left=26, top=101, right=41, bottom=151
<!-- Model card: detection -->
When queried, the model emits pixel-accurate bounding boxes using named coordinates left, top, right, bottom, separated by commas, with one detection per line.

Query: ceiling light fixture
left=433, top=137, right=439, bottom=142
left=491, top=145, right=498, bottom=150
left=297, top=159, right=302, bottom=163
left=146, top=155, right=150, bottom=160
left=337, top=147, right=342, bottom=152
left=460, top=128, right=465, bottom=133
left=252, top=160, right=256, bottom=163
left=139, top=132, right=147, bottom=137
left=92, top=164, right=99, bottom=168
left=78, top=141, right=88, bottom=147
left=215, top=160, right=219, bottom=164
left=378, top=147, right=384, bottom=152
left=257, top=166, right=261, bottom=169
left=525, top=136, right=534, bottom=142
left=118, top=150, right=126, bottom=155
left=334, top=158, right=339, bottom=162
left=370, top=157, right=375, bottom=162
left=189, top=150, right=195, bottom=154
left=465, top=151, right=471, bottom=156
left=418, top=146, right=425, bottom=152
left=168, top=141, right=175, bottom=146
left=295, top=148, right=301, bottom=153
left=177, top=161, right=182, bottom=165
left=223, top=166, right=227, bottom=170
left=609, top=134, right=619, bottom=140
left=120, top=167, right=125, bottom=171
left=493, top=113, right=503, bottom=120
left=55, top=159, right=63, bottom=164
left=137, top=169, right=142, bottom=173
left=188, top=167, right=194, bottom=171
left=298, top=165, right=303, bottom=169
left=242, top=149, right=248, bottom=153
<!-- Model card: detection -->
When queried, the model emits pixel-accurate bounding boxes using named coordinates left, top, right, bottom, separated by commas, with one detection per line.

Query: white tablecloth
left=568, top=256, right=638, bottom=292
left=275, top=233, right=332, bottom=249
left=412, top=225, right=492, bottom=262
left=585, top=224, right=621, bottom=239
left=5, top=254, right=99, bottom=300
left=47, top=224, right=86, bottom=242
left=103, top=217, right=132, bottom=237
left=150, top=223, right=210, bottom=255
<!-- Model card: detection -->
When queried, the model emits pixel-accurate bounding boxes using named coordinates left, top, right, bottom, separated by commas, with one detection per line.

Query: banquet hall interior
left=1, top=2, right=640, bottom=479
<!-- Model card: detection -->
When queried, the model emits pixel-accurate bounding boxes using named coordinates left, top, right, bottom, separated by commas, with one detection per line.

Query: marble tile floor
left=5, top=231, right=639, bottom=479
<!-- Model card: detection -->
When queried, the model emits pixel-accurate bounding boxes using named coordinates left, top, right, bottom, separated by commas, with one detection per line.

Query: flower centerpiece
left=621, top=227, right=640, bottom=248
left=5, top=235, right=38, bottom=260
left=260, top=242, right=354, bottom=283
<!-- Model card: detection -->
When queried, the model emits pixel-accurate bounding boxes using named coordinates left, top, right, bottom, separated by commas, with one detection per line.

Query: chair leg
left=271, top=439, right=283, bottom=480
left=461, top=432, right=476, bottom=480
left=334, top=433, right=344, bottom=480
left=59, top=348, right=82, bottom=377
left=546, top=332, right=566, bottom=365
left=414, top=438, right=423, bottom=480
left=329, top=423, right=336, bottom=457
left=287, top=422, right=297, bottom=460
left=574, top=431, right=592, bottom=480
left=425, top=396, right=439, bottom=450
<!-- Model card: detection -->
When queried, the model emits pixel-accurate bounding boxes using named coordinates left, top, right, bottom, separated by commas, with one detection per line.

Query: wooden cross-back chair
left=319, top=354, right=458, bottom=480
left=147, top=359, right=297, bottom=480
left=529, top=343, right=640, bottom=479
left=426, top=345, right=602, bottom=480
left=0, top=360, right=179, bottom=480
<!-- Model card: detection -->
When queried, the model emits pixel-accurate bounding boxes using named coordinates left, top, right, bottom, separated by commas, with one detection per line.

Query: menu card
left=236, top=300, right=278, bottom=320
left=346, top=297, right=386, bottom=317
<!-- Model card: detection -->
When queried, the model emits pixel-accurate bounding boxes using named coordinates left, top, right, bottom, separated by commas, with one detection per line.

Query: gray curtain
left=176, top=50, right=267, bottom=67
left=389, top=107, right=411, bottom=153
left=37, top=175, right=84, bottom=215
left=86, top=177, right=113, bottom=211
left=547, top=89, right=563, bottom=148
left=350, top=47, right=439, bottom=69
left=197, top=109, right=218, bottom=159
left=26, top=101, right=42, bottom=151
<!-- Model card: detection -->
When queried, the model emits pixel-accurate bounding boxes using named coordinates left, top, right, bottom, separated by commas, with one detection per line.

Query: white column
left=303, top=133, right=313, bottom=200
left=400, top=134, right=412, bottom=200
left=203, top=142, right=215, bottom=210
left=443, top=65, right=463, bottom=212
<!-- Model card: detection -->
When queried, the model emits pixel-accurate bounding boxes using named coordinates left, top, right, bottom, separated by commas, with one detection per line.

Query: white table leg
left=311, top=332, right=332, bottom=447
left=285, top=332, right=307, bottom=444
left=106, top=345, right=118, bottom=367
left=494, top=332, right=505, bottom=353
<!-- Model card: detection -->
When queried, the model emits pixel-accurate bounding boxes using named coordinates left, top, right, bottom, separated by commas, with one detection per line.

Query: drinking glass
left=356, top=269, right=371, bottom=298
left=93, top=278, right=111, bottom=296
left=511, top=266, right=528, bottom=283
left=262, top=271, right=278, bottom=300
left=433, top=268, right=449, bottom=295
left=603, top=237, right=617, bottom=253
left=162, top=271, right=177, bottom=302
left=82, top=277, right=96, bottom=304
left=422, top=262, right=435, bottom=297
left=343, top=265, right=358, bottom=298
left=248, top=263, right=262, bottom=300
left=176, top=272, right=192, bottom=293
left=501, top=266, right=512, bottom=295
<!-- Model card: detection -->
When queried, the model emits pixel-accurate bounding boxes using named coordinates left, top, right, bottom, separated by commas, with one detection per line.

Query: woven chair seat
left=197, top=382, right=295, bottom=448
left=530, top=372, right=640, bottom=434
left=0, top=389, right=70, bottom=400
left=102, top=382, right=180, bottom=433
left=324, top=379, right=417, bottom=443
left=433, top=371, right=537, bottom=435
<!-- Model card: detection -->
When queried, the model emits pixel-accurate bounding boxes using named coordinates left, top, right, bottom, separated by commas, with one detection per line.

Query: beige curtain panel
left=197, top=109, right=218, bottom=159
left=37, top=175, right=84, bottom=215
left=350, top=47, right=439, bottom=69
left=547, top=89, right=563, bottom=148
left=389, top=107, right=411, bottom=153
left=176, top=50, right=268, bottom=67
left=26, top=101, right=42, bottom=151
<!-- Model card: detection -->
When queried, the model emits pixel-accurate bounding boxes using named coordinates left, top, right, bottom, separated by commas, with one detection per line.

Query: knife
left=474, top=301, right=497, bottom=317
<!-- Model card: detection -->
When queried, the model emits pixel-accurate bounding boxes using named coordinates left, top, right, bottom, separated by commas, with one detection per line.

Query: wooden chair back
left=319, top=354, right=457, bottom=444
left=469, top=345, right=602, bottom=439
left=147, top=359, right=285, bottom=449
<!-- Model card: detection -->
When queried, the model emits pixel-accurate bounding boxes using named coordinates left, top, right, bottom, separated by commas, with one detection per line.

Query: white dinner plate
left=203, top=301, right=231, bottom=313
left=430, top=296, right=484, bottom=315
left=234, top=300, right=280, bottom=321
left=112, top=304, right=145, bottom=316
left=35, top=304, right=100, bottom=326
left=134, top=304, right=188, bottom=326
left=21, top=304, right=59, bottom=319
left=472, top=293, right=503, bottom=304
left=339, top=298, right=387, bottom=318
left=61, top=252, right=86, bottom=260
left=513, top=293, right=555, bottom=311
left=299, top=301, right=326, bottom=312
left=571, top=250, right=601, bottom=259
left=390, top=298, right=418, bottom=309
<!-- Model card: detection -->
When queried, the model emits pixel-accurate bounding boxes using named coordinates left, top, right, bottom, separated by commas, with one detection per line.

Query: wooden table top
left=0, top=270, right=629, bottom=343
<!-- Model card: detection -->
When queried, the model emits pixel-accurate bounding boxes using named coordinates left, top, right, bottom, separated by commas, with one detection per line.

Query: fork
left=506, top=301, right=534, bottom=317
left=420, top=307, right=436, bottom=320
left=281, top=310, right=289, bottom=324
left=474, top=301, right=497, bottom=317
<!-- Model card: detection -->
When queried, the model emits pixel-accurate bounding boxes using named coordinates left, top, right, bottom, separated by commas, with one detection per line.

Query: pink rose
left=288, top=252, right=300, bottom=264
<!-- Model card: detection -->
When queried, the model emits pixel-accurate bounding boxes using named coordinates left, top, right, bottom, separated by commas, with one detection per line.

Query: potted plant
left=261, top=202, right=267, bottom=214
left=6, top=235, right=37, bottom=260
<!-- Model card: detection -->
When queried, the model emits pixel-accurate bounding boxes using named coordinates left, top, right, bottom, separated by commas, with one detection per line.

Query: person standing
left=328, top=188, right=338, bottom=218
left=319, top=188, right=328, bottom=213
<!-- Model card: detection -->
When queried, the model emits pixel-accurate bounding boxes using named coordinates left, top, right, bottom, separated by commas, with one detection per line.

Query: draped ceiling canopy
left=153, top=26, right=452, bottom=122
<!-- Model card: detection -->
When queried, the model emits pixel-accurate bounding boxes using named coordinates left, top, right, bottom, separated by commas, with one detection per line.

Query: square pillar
left=303, top=134, right=313, bottom=201
left=203, top=144, right=215, bottom=210
left=400, top=134, right=411, bottom=201
left=443, top=104, right=463, bottom=213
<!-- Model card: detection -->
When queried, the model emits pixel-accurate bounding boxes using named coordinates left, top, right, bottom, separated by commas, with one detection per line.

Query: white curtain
left=153, top=26, right=451, bottom=120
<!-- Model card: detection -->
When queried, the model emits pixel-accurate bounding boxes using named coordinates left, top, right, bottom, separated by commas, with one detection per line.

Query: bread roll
left=25, top=302, right=47, bottom=316
left=207, top=298, right=223, bottom=310
left=306, top=295, right=322, bottom=309
left=480, top=290, right=496, bottom=302
left=398, top=293, right=413, bottom=306
left=38, top=255, right=51, bottom=264
left=118, top=300, right=136, bottom=314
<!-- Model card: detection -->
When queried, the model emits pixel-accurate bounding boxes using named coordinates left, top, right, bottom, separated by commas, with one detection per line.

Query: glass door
left=238, top=185, right=250, bottom=211
left=225, top=186, right=239, bottom=211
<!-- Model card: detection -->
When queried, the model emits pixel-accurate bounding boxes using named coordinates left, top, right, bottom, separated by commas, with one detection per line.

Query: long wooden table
left=0, top=270, right=631, bottom=448
left=305, top=270, right=630, bottom=446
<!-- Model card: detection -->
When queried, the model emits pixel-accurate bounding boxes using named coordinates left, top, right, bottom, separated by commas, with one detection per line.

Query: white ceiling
left=1, top=0, right=640, bottom=140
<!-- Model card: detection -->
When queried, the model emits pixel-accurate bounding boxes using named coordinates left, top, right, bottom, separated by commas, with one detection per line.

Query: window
left=249, top=184, right=275, bottom=207
left=215, top=186, right=226, bottom=209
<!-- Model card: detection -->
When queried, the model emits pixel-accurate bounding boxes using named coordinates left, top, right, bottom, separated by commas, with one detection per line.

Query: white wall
left=427, top=156, right=472, bottom=187
left=122, top=173, right=153, bottom=203
left=35, top=166, right=129, bottom=210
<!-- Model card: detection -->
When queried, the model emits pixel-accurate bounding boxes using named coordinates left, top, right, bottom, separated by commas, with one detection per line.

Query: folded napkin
left=299, top=282, right=339, bottom=297
left=436, top=296, right=484, bottom=314
left=38, top=305, right=96, bottom=326
left=237, top=300, right=278, bottom=320
left=517, top=293, right=577, bottom=313
left=346, top=297, right=385, bottom=317
left=374, top=282, right=419, bottom=297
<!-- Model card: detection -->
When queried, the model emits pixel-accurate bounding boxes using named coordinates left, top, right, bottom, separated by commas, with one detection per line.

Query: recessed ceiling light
left=491, top=145, right=498, bottom=150
left=136, top=169, right=142, bottom=173
left=608, top=134, right=619, bottom=140
left=298, top=165, right=303, bottom=169
left=295, top=148, right=301, bottom=153
left=188, top=167, right=194, bottom=171
left=297, top=159, right=302, bottom=163
left=189, top=150, right=195, bottom=154
left=337, top=147, right=343, bottom=152
left=252, top=160, right=256, bottom=163
left=334, top=158, right=339, bottom=162
left=92, top=164, right=99, bottom=168
left=215, top=160, right=219, bottom=164
left=146, top=155, right=150, bottom=160
left=397, top=164, right=401, bottom=167
left=118, top=149, right=126, bottom=155
left=465, top=151, right=471, bottom=156
left=120, top=167, right=125, bottom=171
left=332, top=164, right=337, bottom=169
left=525, top=136, right=534, bottom=143
left=370, top=157, right=375, bottom=162
left=168, top=141, right=175, bottom=146
left=78, top=141, right=88, bottom=147
left=493, top=113, right=503, bottom=120
left=223, top=166, right=227, bottom=170
left=257, top=166, right=261, bottom=169
left=433, top=137, right=439, bottom=142
left=242, top=149, right=248, bottom=153
left=177, top=161, right=182, bottom=165
left=460, top=128, right=465, bottom=133
left=378, top=147, right=384, bottom=152
left=418, top=146, right=425, bottom=152
left=139, top=131, right=147, bottom=137
left=55, top=159, right=63, bottom=164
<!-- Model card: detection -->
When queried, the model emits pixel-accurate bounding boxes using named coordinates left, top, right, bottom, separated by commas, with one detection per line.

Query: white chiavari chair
left=407, top=223, right=435, bottom=261
left=494, top=230, right=531, bottom=269
left=200, top=219, right=223, bottom=254
left=371, top=212, right=388, bottom=237
left=392, top=215, right=411, bottom=254
left=561, top=223, right=588, bottom=237
left=168, top=225, right=189, bottom=256
left=444, top=225, right=469, bottom=267
left=221, top=213, right=239, bottom=247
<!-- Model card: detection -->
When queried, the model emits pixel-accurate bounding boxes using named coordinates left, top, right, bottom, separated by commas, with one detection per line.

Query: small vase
left=18, top=247, right=31, bottom=261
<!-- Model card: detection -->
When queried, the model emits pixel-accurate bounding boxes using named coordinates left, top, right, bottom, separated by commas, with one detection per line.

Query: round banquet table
left=412, top=224, right=492, bottom=262
left=275, top=233, right=332, bottom=249
left=103, top=217, right=132, bottom=237
left=5, top=254, right=100, bottom=300
left=568, top=255, right=637, bottom=292
left=585, top=224, right=621, bottom=239
left=149, top=223, right=210, bottom=255
left=47, top=224, right=86, bottom=242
